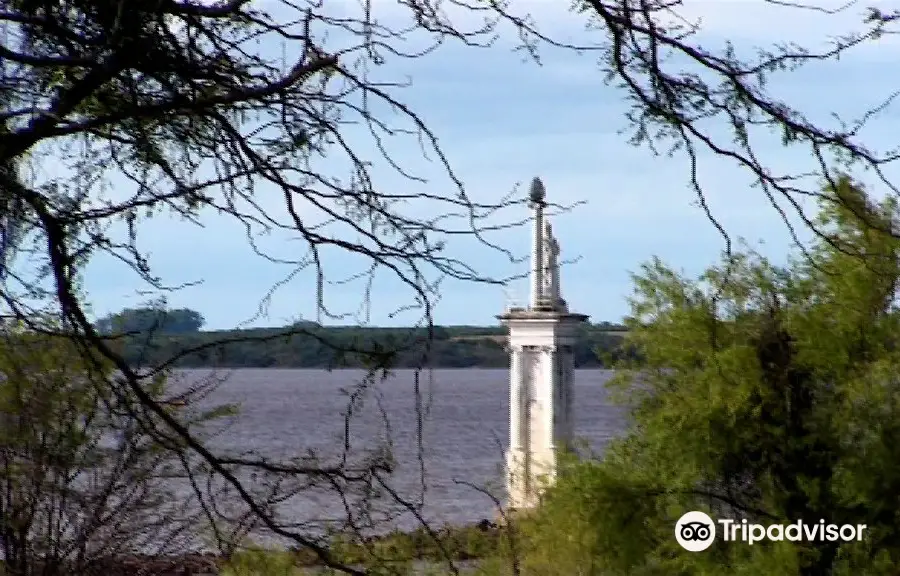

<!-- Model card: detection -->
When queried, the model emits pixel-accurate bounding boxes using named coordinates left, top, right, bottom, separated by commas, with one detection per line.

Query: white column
left=509, top=346, right=522, bottom=451
left=560, top=347, right=573, bottom=446
left=507, top=344, right=533, bottom=509
left=555, top=351, right=565, bottom=442
left=530, top=204, right=544, bottom=308
left=551, top=237, right=561, bottom=304
left=542, top=345, right=556, bottom=486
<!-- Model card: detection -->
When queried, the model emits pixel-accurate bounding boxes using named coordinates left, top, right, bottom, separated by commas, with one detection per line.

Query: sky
left=71, top=0, right=900, bottom=330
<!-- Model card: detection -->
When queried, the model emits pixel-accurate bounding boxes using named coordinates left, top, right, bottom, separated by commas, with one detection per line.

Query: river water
left=174, top=368, right=627, bottom=541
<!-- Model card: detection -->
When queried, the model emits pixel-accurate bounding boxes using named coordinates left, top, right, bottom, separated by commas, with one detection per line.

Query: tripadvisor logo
left=675, top=511, right=868, bottom=552
left=676, top=511, right=716, bottom=552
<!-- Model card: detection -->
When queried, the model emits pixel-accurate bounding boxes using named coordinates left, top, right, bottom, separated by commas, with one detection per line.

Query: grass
left=220, top=522, right=504, bottom=576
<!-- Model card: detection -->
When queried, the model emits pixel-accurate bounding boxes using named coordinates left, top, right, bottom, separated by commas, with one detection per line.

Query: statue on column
left=542, top=222, right=561, bottom=306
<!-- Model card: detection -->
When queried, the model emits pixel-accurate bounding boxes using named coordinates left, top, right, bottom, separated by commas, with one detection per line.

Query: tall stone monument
left=498, top=177, right=588, bottom=511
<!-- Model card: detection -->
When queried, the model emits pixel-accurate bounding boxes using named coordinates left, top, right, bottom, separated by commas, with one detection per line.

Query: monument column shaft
left=543, top=347, right=555, bottom=452
left=550, top=239, right=560, bottom=303
left=509, top=347, right=522, bottom=451
left=530, top=203, right=544, bottom=308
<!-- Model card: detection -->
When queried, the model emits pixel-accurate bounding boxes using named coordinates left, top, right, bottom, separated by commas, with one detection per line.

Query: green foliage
left=489, top=176, right=900, bottom=575
left=0, top=325, right=233, bottom=574
left=221, top=548, right=304, bottom=576
left=219, top=523, right=502, bottom=575
left=95, top=305, right=206, bottom=335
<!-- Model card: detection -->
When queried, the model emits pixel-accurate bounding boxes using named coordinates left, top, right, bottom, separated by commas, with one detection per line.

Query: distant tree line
left=95, top=307, right=205, bottom=335
left=96, top=307, right=629, bottom=368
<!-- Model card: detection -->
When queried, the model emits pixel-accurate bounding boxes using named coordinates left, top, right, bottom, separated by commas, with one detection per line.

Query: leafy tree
left=0, top=1, right=532, bottom=569
left=507, top=177, right=900, bottom=575
left=96, top=306, right=205, bottom=335
left=0, top=92, right=27, bottom=282
left=0, top=323, right=225, bottom=575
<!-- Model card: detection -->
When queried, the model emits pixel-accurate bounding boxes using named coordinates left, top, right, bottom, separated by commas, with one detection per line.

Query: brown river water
left=169, top=368, right=627, bottom=545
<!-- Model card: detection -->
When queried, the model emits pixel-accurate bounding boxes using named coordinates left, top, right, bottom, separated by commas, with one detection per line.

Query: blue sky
left=75, top=0, right=900, bottom=330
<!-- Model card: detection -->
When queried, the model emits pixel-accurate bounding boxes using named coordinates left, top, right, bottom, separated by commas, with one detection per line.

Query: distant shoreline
left=108, top=323, right=629, bottom=370
left=171, top=366, right=617, bottom=370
